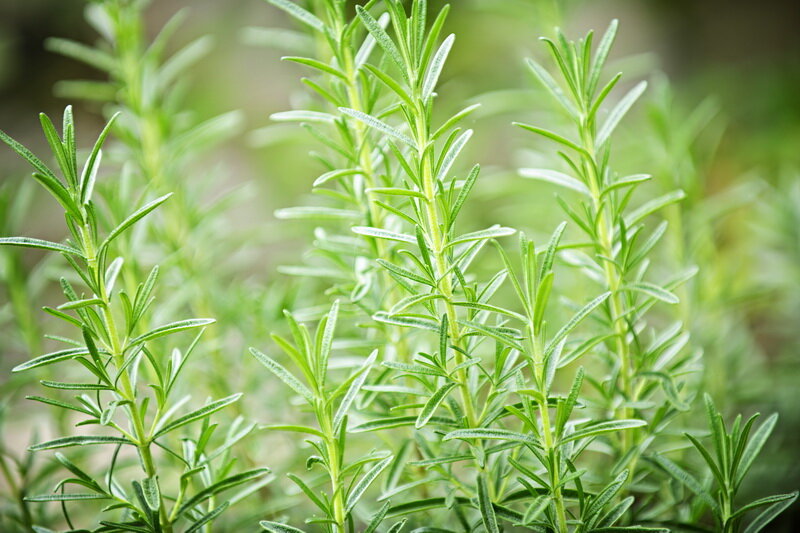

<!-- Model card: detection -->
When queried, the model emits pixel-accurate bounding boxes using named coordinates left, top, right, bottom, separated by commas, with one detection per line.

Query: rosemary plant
left=652, top=395, right=798, bottom=532
left=251, top=301, right=408, bottom=532
left=46, top=0, right=251, bottom=395
left=0, top=109, right=268, bottom=531
left=516, top=21, right=699, bottom=486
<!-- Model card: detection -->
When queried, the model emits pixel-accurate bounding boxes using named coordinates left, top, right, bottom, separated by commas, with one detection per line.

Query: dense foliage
left=0, top=0, right=796, bottom=532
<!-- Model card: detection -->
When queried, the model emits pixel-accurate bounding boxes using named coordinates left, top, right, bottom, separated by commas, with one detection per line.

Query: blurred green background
left=0, top=0, right=798, bottom=529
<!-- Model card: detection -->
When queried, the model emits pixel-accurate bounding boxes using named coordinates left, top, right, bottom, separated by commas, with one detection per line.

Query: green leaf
left=477, top=473, right=500, bottom=533
left=333, top=350, right=376, bottom=432
left=443, top=428, right=538, bottom=446
left=0, top=128, right=57, bottom=179
left=12, top=348, right=89, bottom=373
left=588, top=19, right=618, bottom=96
left=363, top=64, right=415, bottom=108
left=651, top=454, right=718, bottom=510
left=284, top=56, right=347, bottom=80
left=416, top=382, right=457, bottom=428
left=352, top=415, right=456, bottom=433
left=141, top=477, right=160, bottom=511
left=263, top=424, right=325, bottom=438
left=185, top=502, right=229, bottom=533
left=449, top=164, right=479, bottom=228
left=266, top=0, right=325, bottom=32
left=102, top=193, right=173, bottom=248
left=525, top=57, right=577, bottom=116
left=130, top=318, right=214, bottom=346
left=260, top=522, right=305, bottom=533
left=0, top=237, right=82, bottom=257
left=352, top=226, right=416, bottom=244
left=178, top=468, right=270, bottom=516
left=423, top=34, right=455, bottom=100
left=313, top=168, right=361, bottom=186
left=339, top=108, right=415, bottom=147
left=436, top=129, right=472, bottom=182
left=45, top=37, right=115, bottom=71
left=374, top=312, right=440, bottom=332
left=80, top=112, right=118, bottom=204
left=545, top=292, right=610, bottom=356
left=623, top=282, right=679, bottom=304
left=356, top=5, right=405, bottom=76
left=275, top=206, right=361, bottom=220
left=271, top=110, right=337, bottom=123
left=32, top=172, right=81, bottom=219
left=603, top=173, right=651, bottom=195
left=596, top=81, right=647, bottom=146
left=155, top=393, right=242, bottom=438
left=519, top=168, right=589, bottom=196
left=732, top=491, right=798, bottom=520
left=515, top=123, right=586, bottom=154
left=736, top=413, right=778, bottom=488
left=377, top=259, right=433, bottom=286
left=447, top=226, right=516, bottom=248
left=29, top=436, right=130, bottom=451
left=560, top=419, right=646, bottom=445
left=345, top=455, right=393, bottom=513
left=742, top=491, right=798, bottom=533
left=26, top=493, right=109, bottom=502
left=624, top=190, right=686, bottom=227
left=249, top=347, right=314, bottom=402
left=58, top=298, right=104, bottom=311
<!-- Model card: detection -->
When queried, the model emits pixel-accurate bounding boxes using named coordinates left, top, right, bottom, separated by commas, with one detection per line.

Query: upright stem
left=529, top=322, right=568, bottom=533
left=579, top=126, right=634, bottom=449
left=413, top=99, right=478, bottom=428
left=80, top=224, right=172, bottom=533
left=318, top=405, right=346, bottom=532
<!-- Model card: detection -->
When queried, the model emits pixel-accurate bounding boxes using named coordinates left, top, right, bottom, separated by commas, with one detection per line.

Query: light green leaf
left=130, top=318, right=214, bottom=346
left=416, top=382, right=457, bottom=428
left=560, top=419, right=646, bottom=445
left=29, top=436, right=130, bottom=451
left=519, top=168, right=589, bottom=196
left=596, top=81, right=647, bottom=146
left=623, top=282, right=679, bottom=304
left=275, top=206, right=361, bottom=220
left=345, top=455, right=393, bottom=513
left=477, top=473, right=499, bottom=533
left=339, top=108, right=415, bottom=147
left=352, top=226, right=416, bottom=244
left=447, top=226, right=516, bottom=248
left=443, top=428, right=538, bottom=445
left=423, top=34, right=455, bottom=100
left=103, top=193, right=173, bottom=248
left=0, top=237, right=82, bottom=257
left=249, top=347, right=314, bottom=402
left=266, top=0, right=325, bottom=32
left=155, top=394, right=242, bottom=438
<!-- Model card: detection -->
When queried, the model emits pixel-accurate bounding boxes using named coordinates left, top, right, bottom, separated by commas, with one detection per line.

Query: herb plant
left=0, top=109, right=268, bottom=531
left=1, top=0, right=797, bottom=532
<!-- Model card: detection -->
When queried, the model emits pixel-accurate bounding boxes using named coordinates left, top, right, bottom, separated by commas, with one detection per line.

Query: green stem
left=318, top=409, right=346, bottom=532
left=579, top=126, right=635, bottom=451
left=413, top=100, right=478, bottom=429
left=529, top=323, right=568, bottom=533
left=80, top=224, right=173, bottom=533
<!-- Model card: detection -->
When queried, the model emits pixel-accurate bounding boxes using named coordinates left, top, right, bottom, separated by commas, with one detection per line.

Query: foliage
left=0, top=109, right=268, bottom=531
left=0, top=0, right=796, bottom=531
